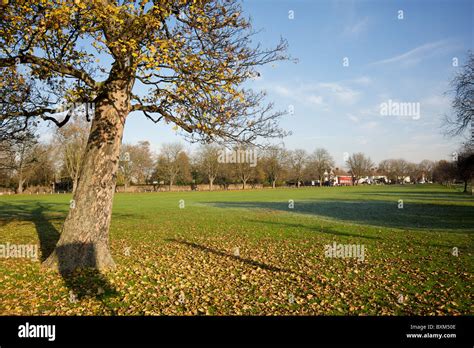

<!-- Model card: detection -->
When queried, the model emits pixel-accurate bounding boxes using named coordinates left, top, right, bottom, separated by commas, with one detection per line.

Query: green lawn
left=0, top=184, right=472, bottom=315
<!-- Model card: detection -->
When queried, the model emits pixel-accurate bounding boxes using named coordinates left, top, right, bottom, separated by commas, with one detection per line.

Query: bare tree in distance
left=54, top=116, right=90, bottom=194
left=196, top=144, right=221, bottom=191
left=261, top=146, right=288, bottom=188
left=288, top=149, right=308, bottom=188
left=444, top=51, right=474, bottom=140
left=155, top=143, right=187, bottom=191
left=418, top=159, right=435, bottom=183
left=5, top=134, right=38, bottom=193
left=307, top=148, right=335, bottom=186
left=346, top=153, right=374, bottom=185
left=118, top=141, right=155, bottom=188
left=444, top=51, right=474, bottom=193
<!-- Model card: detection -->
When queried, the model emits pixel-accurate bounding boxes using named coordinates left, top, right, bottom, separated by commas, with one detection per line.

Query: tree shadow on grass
left=0, top=202, right=64, bottom=261
left=165, top=238, right=289, bottom=273
left=244, top=218, right=468, bottom=250
left=164, top=239, right=360, bottom=290
left=55, top=243, right=118, bottom=306
left=358, top=191, right=473, bottom=202
left=32, top=204, right=61, bottom=261
left=205, top=200, right=474, bottom=231
left=0, top=201, right=119, bottom=307
left=244, top=219, right=382, bottom=240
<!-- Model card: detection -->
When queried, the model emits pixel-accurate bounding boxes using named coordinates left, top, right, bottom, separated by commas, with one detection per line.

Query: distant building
left=357, top=175, right=388, bottom=185
left=335, top=175, right=353, bottom=186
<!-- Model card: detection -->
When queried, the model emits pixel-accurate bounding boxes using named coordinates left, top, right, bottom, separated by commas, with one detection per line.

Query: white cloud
left=360, top=121, right=378, bottom=130
left=343, top=17, right=369, bottom=36
left=369, top=39, right=459, bottom=66
left=308, top=95, right=324, bottom=106
left=317, top=82, right=360, bottom=104
left=350, top=76, right=372, bottom=86
left=347, top=113, right=359, bottom=123
left=355, top=136, right=369, bottom=145
left=269, top=81, right=361, bottom=107
left=273, top=85, right=292, bottom=97
left=353, top=105, right=380, bottom=119
left=420, top=94, right=450, bottom=109
left=266, top=76, right=369, bottom=108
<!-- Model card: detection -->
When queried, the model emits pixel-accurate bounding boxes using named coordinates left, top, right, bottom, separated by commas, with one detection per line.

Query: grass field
left=0, top=184, right=472, bottom=315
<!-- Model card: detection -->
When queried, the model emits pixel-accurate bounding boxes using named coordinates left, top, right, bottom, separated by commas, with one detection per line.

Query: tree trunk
left=43, top=79, right=130, bottom=272
left=17, top=178, right=24, bottom=194
left=209, top=177, right=214, bottom=191
left=272, top=180, right=276, bottom=189
left=72, top=175, right=79, bottom=195
left=463, top=180, right=468, bottom=193
left=242, top=180, right=246, bottom=190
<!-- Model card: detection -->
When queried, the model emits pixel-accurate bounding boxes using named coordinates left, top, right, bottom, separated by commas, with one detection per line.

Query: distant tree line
left=1, top=122, right=472, bottom=193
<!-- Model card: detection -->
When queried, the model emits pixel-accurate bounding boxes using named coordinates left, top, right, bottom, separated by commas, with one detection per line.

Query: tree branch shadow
left=244, top=218, right=382, bottom=240
left=204, top=200, right=474, bottom=231
left=165, top=238, right=289, bottom=273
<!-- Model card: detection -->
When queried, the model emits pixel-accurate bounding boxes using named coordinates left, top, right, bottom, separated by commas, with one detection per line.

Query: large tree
left=118, top=140, right=154, bottom=187
left=418, top=159, right=435, bottom=183
left=346, top=152, right=374, bottom=185
left=406, top=162, right=423, bottom=184
left=27, top=142, right=58, bottom=189
left=392, top=159, right=409, bottom=184
left=455, top=144, right=474, bottom=193
left=288, top=149, right=307, bottom=188
left=154, top=142, right=187, bottom=190
left=0, top=0, right=288, bottom=270
left=433, top=160, right=457, bottom=186
left=2, top=134, right=39, bottom=193
left=377, top=159, right=396, bottom=183
left=444, top=51, right=473, bottom=138
left=444, top=51, right=474, bottom=193
left=378, top=159, right=411, bottom=184
left=232, top=145, right=256, bottom=190
left=196, top=144, right=221, bottom=190
left=261, top=146, right=287, bottom=188
left=306, top=148, right=334, bottom=186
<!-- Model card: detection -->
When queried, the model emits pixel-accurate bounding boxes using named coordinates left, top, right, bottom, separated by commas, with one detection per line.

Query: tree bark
left=209, top=177, right=214, bottom=191
left=272, top=180, right=276, bottom=189
left=43, top=79, right=130, bottom=271
left=17, top=178, right=24, bottom=194
left=72, top=175, right=79, bottom=195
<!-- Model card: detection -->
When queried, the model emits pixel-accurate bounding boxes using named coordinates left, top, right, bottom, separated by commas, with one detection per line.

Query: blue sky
left=226, top=0, right=473, bottom=166
left=41, top=0, right=473, bottom=166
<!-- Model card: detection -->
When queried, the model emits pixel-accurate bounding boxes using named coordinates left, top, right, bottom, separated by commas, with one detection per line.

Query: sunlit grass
left=0, top=184, right=472, bottom=315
